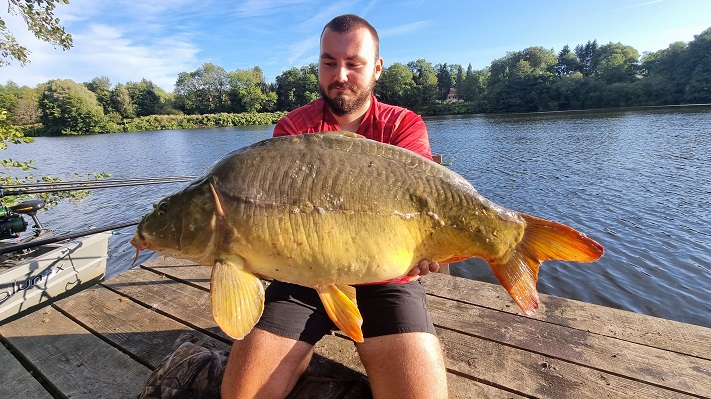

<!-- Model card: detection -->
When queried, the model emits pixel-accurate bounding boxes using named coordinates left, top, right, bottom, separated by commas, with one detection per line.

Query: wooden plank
left=54, top=284, right=229, bottom=369
left=0, top=306, right=150, bottom=399
left=102, top=268, right=227, bottom=338
left=0, top=340, right=53, bottom=399
left=142, top=256, right=211, bottom=290
left=428, top=295, right=711, bottom=398
left=445, top=373, right=527, bottom=399
left=423, top=273, right=711, bottom=359
left=438, top=328, right=697, bottom=399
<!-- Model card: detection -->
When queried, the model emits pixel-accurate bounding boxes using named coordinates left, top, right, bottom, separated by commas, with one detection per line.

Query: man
left=221, top=14, right=449, bottom=399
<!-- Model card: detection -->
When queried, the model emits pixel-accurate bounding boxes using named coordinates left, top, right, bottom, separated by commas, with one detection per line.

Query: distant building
left=446, top=88, right=461, bottom=102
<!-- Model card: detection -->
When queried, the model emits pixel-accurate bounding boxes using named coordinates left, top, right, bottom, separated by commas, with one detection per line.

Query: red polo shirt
left=273, top=95, right=432, bottom=160
left=273, top=95, right=432, bottom=284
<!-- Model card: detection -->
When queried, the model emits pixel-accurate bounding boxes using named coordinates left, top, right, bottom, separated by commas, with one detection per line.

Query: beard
left=320, top=76, right=376, bottom=117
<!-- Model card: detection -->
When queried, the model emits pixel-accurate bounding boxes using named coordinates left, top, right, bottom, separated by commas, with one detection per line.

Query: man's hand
left=408, top=260, right=440, bottom=277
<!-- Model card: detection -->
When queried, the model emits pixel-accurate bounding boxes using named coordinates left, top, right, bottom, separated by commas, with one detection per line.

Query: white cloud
left=234, top=0, right=312, bottom=17
left=380, top=21, right=430, bottom=37
left=1, top=0, right=205, bottom=90
left=2, top=19, right=200, bottom=91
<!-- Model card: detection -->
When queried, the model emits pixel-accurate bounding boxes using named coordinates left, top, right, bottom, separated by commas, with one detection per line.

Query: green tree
left=407, top=59, right=438, bottom=107
left=454, top=64, right=464, bottom=93
left=594, top=42, right=639, bottom=84
left=435, top=63, right=452, bottom=101
left=458, top=64, right=488, bottom=103
left=600, top=82, right=639, bottom=107
left=84, top=76, right=112, bottom=114
left=683, top=27, right=711, bottom=103
left=556, top=45, right=579, bottom=77
left=574, top=40, right=599, bottom=77
left=38, top=78, right=109, bottom=135
left=0, top=0, right=72, bottom=66
left=1, top=81, right=40, bottom=124
left=274, top=65, right=319, bottom=111
left=110, top=83, right=135, bottom=118
left=228, top=66, right=276, bottom=113
left=374, top=62, right=415, bottom=106
left=274, top=68, right=301, bottom=110
left=638, top=27, right=711, bottom=104
left=0, top=81, right=21, bottom=110
left=640, top=42, right=690, bottom=103
left=0, top=109, right=33, bottom=167
left=11, top=94, right=41, bottom=125
left=125, top=79, right=169, bottom=116
left=174, top=63, right=229, bottom=114
left=487, top=47, right=556, bottom=112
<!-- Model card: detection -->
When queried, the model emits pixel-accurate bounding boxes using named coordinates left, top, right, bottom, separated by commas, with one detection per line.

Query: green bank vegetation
left=3, top=25, right=711, bottom=136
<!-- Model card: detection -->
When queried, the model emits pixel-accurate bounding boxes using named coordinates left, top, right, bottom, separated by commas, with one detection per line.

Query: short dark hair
left=322, top=14, right=380, bottom=59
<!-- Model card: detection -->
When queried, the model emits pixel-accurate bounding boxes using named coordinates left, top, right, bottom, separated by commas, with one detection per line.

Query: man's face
left=319, top=27, right=383, bottom=116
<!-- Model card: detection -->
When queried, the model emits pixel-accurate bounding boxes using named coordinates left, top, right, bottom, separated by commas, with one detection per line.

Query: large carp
left=131, top=131, right=603, bottom=342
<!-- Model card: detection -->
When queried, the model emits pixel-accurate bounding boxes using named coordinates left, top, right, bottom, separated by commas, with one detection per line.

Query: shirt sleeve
left=273, top=117, right=298, bottom=137
left=390, top=111, right=432, bottom=160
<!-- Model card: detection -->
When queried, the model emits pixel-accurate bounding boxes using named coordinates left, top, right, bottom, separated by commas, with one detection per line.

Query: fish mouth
left=129, top=231, right=149, bottom=265
left=129, top=231, right=149, bottom=250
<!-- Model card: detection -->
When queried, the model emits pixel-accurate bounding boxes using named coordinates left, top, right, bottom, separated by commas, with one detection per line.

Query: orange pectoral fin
left=211, top=258, right=265, bottom=339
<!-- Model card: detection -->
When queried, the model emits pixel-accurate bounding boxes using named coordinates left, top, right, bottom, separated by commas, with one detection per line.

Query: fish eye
left=157, top=201, right=168, bottom=215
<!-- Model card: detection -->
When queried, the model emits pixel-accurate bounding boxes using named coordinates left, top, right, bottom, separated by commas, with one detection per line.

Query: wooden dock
left=1, top=256, right=710, bottom=399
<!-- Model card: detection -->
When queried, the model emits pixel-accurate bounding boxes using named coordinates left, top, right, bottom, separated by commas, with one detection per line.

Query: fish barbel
left=130, top=131, right=603, bottom=342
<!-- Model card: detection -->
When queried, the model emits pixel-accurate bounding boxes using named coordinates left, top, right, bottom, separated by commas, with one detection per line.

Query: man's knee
left=221, top=329, right=314, bottom=399
left=356, top=332, right=448, bottom=399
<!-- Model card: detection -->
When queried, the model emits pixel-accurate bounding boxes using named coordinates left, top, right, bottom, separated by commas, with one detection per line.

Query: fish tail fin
left=489, top=213, right=604, bottom=315
left=316, top=284, right=364, bottom=342
left=211, top=257, right=265, bottom=339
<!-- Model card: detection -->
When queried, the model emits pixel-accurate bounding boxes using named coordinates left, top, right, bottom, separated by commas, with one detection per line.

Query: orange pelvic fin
left=489, top=213, right=604, bottom=315
left=316, top=284, right=364, bottom=342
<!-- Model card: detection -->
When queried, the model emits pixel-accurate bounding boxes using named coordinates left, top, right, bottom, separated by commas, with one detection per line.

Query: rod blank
left=0, top=220, right=139, bottom=255
left=0, top=176, right=196, bottom=197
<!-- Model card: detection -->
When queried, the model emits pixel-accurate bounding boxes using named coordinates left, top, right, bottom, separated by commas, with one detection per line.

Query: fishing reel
left=0, top=199, right=45, bottom=240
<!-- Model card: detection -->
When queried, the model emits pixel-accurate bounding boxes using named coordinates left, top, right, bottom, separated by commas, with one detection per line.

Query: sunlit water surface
left=5, top=107, right=710, bottom=328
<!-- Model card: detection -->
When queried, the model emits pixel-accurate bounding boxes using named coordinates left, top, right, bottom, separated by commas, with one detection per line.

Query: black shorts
left=254, top=279, right=436, bottom=345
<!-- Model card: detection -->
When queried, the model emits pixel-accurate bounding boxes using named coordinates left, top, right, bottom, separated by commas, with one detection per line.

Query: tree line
left=1, top=26, right=709, bottom=135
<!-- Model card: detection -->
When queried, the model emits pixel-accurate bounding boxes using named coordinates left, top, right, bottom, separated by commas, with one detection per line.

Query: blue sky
left=2, top=0, right=710, bottom=92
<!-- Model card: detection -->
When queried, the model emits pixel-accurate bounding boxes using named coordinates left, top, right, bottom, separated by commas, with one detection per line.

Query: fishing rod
left=0, top=176, right=197, bottom=197
left=0, top=220, right=139, bottom=255
left=1, top=176, right=197, bottom=189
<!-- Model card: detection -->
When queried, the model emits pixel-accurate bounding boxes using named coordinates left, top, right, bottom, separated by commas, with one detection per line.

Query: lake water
left=4, top=107, right=710, bottom=328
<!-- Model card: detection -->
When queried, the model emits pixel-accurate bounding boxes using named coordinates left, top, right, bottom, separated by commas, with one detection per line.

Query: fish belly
left=209, top=133, right=521, bottom=286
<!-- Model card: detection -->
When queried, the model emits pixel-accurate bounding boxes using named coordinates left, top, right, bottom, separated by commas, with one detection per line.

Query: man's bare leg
left=221, top=328, right=313, bottom=399
left=356, top=332, right=448, bottom=399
